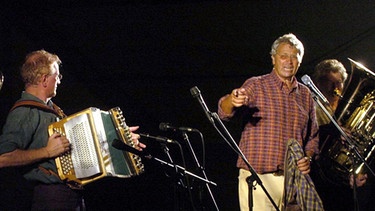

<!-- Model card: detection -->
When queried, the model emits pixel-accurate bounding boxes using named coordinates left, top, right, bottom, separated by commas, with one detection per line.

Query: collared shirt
left=218, top=70, right=319, bottom=173
left=0, top=92, right=62, bottom=184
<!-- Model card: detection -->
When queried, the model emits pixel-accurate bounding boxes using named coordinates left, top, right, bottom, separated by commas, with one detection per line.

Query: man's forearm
left=0, top=148, right=49, bottom=168
left=220, top=95, right=235, bottom=115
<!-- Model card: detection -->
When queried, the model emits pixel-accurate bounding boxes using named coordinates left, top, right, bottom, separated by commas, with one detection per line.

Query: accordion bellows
left=48, top=107, right=144, bottom=185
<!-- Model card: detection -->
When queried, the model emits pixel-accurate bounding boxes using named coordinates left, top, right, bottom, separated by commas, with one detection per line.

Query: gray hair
left=270, top=33, right=304, bottom=63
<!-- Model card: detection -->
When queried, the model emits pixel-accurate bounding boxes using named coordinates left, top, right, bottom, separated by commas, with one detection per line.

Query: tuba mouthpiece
left=333, top=88, right=343, bottom=98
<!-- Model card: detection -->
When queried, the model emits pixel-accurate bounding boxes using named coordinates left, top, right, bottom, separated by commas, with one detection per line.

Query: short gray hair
left=270, top=33, right=304, bottom=63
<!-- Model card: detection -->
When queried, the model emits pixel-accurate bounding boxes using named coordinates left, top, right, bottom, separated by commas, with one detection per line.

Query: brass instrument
left=48, top=107, right=144, bottom=186
left=319, top=58, right=375, bottom=185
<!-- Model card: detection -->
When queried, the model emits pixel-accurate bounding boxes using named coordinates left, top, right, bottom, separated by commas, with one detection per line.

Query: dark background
left=0, top=1, right=374, bottom=210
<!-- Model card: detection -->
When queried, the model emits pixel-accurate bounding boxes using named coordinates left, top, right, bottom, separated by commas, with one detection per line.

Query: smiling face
left=271, top=42, right=301, bottom=82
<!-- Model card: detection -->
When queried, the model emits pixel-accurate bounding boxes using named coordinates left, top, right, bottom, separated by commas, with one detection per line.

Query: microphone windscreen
left=301, top=75, right=310, bottom=85
left=190, top=86, right=200, bottom=98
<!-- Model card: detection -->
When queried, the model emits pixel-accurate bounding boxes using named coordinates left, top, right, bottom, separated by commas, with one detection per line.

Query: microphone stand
left=313, top=93, right=375, bottom=211
left=152, top=156, right=217, bottom=186
left=150, top=147, right=218, bottom=211
left=111, top=139, right=217, bottom=210
left=181, top=132, right=219, bottom=211
left=210, top=112, right=279, bottom=211
left=160, top=143, right=186, bottom=211
left=190, top=87, right=279, bottom=211
left=154, top=147, right=217, bottom=210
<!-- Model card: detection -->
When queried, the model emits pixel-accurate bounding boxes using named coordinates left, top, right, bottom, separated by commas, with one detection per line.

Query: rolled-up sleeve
left=217, top=94, right=235, bottom=121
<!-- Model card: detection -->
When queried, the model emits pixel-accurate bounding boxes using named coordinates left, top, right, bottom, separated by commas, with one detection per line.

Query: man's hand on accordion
left=129, top=126, right=146, bottom=151
left=45, top=133, right=71, bottom=158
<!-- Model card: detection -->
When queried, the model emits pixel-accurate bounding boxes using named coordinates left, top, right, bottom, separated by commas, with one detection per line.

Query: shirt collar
left=270, top=70, right=298, bottom=92
left=21, top=91, right=53, bottom=107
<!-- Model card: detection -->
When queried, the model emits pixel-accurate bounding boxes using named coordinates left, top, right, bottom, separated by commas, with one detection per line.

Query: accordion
left=48, top=107, right=144, bottom=186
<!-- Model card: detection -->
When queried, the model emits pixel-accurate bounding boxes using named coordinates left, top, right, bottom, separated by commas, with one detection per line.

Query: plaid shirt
left=284, top=139, right=324, bottom=210
left=218, top=70, right=319, bottom=173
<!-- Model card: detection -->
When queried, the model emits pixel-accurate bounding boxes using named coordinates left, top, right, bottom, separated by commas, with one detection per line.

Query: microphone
left=301, top=74, right=330, bottom=105
left=190, top=86, right=214, bottom=123
left=112, top=139, right=144, bottom=156
left=140, top=133, right=177, bottom=144
left=159, top=122, right=198, bottom=132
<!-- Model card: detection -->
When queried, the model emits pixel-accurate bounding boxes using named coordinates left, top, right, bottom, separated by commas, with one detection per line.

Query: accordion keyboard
left=53, top=128, right=74, bottom=176
left=109, top=107, right=145, bottom=175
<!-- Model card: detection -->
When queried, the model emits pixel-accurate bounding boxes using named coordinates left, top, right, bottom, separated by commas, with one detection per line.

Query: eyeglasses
left=276, top=53, right=298, bottom=61
left=49, top=73, right=63, bottom=81
left=57, top=74, right=63, bottom=80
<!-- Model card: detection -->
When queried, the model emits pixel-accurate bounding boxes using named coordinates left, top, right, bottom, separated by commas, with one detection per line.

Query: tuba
left=318, top=58, right=375, bottom=186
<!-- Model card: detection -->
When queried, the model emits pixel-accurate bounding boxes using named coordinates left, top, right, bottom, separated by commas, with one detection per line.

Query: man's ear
left=271, top=55, right=275, bottom=65
left=41, top=74, right=49, bottom=87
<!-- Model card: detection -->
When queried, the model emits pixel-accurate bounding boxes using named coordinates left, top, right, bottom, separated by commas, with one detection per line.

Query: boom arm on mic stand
left=190, top=86, right=279, bottom=211
left=111, top=138, right=217, bottom=186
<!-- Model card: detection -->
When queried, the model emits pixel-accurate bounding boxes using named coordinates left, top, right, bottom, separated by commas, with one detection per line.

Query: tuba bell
left=318, top=58, right=375, bottom=186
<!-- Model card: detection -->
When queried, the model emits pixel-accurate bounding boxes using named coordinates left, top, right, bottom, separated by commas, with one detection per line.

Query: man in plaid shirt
left=218, top=33, right=320, bottom=210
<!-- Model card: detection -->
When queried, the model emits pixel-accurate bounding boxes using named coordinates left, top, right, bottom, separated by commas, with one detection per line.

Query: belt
left=241, top=168, right=284, bottom=176
left=272, top=169, right=284, bottom=176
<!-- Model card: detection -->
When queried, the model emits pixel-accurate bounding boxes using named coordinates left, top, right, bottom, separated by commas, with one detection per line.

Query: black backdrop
left=0, top=1, right=375, bottom=210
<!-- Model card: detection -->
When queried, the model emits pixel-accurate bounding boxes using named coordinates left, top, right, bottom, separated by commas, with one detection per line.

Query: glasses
left=57, top=74, right=63, bottom=80
left=49, top=73, right=63, bottom=81
left=277, top=53, right=298, bottom=61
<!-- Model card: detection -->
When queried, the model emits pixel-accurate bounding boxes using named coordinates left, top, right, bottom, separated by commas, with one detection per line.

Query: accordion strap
left=11, top=101, right=81, bottom=188
left=38, top=166, right=83, bottom=190
left=10, top=100, right=67, bottom=119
